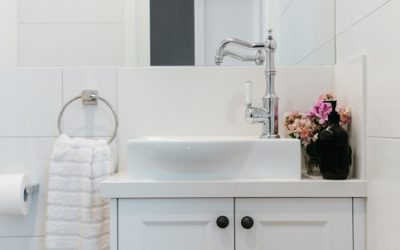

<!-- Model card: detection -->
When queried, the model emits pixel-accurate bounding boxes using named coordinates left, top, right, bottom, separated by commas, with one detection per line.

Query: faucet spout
left=215, top=38, right=265, bottom=65
left=215, top=49, right=265, bottom=66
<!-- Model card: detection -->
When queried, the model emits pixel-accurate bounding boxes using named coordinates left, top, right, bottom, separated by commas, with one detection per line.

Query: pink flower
left=283, top=92, right=351, bottom=147
left=318, top=93, right=335, bottom=102
left=308, top=100, right=332, bottom=124
left=338, top=106, right=351, bottom=125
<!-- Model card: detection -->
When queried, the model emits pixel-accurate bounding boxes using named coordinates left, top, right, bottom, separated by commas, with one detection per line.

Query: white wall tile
left=336, top=0, right=400, bottom=249
left=268, top=0, right=295, bottom=28
left=19, top=0, right=123, bottom=23
left=0, top=138, right=55, bottom=237
left=367, top=138, right=400, bottom=249
left=61, top=68, right=118, bottom=137
left=117, top=66, right=333, bottom=169
left=272, top=0, right=335, bottom=65
left=19, top=24, right=123, bottom=66
left=0, top=0, right=18, bottom=66
left=0, top=237, right=44, bottom=250
left=297, top=40, right=335, bottom=65
left=334, top=55, right=366, bottom=179
left=278, top=0, right=294, bottom=17
left=336, top=0, right=400, bottom=138
left=336, top=0, right=391, bottom=34
left=0, top=68, right=61, bottom=136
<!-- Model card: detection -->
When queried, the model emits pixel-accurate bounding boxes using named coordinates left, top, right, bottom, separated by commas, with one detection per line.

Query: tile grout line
left=336, top=0, right=392, bottom=38
left=278, top=0, right=296, bottom=21
left=295, top=37, right=335, bottom=65
left=17, top=0, right=20, bottom=66
left=0, top=136, right=57, bottom=138
left=115, top=68, right=120, bottom=172
left=60, top=68, right=64, bottom=136
left=334, top=0, right=337, bottom=64
left=18, top=21, right=123, bottom=25
left=367, top=136, right=400, bottom=140
left=0, top=235, right=45, bottom=238
left=0, top=135, right=112, bottom=139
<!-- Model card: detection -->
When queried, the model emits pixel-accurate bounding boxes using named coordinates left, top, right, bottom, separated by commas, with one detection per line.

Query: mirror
left=268, top=0, right=336, bottom=66
left=0, top=0, right=335, bottom=67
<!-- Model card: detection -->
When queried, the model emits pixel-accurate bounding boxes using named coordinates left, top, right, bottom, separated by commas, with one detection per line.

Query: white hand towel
left=46, top=135, right=114, bottom=250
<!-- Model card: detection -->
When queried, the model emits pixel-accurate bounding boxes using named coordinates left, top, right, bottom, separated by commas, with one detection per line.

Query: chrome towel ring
left=57, top=90, right=118, bottom=144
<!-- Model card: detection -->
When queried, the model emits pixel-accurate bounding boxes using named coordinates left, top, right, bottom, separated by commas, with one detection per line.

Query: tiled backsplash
left=0, top=66, right=333, bottom=249
left=117, top=66, right=334, bottom=168
left=0, top=68, right=61, bottom=136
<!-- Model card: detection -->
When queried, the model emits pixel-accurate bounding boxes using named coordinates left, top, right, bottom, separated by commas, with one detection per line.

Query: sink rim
left=127, top=136, right=302, bottom=180
left=128, top=136, right=299, bottom=143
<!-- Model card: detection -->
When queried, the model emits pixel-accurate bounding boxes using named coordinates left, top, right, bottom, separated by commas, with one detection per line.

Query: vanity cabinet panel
left=235, top=198, right=353, bottom=250
left=118, top=198, right=234, bottom=250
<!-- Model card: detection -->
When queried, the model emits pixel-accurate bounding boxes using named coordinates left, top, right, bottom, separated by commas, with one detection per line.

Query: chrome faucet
left=215, top=30, right=279, bottom=139
left=215, top=38, right=265, bottom=65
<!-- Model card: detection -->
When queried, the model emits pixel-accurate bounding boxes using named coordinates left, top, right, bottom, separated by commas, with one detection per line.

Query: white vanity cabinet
left=235, top=198, right=353, bottom=250
left=118, top=198, right=234, bottom=250
left=116, top=198, right=354, bottom=250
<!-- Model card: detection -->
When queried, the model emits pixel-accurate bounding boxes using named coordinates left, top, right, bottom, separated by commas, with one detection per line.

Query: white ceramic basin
left=127, top=137, right=301, bottom=180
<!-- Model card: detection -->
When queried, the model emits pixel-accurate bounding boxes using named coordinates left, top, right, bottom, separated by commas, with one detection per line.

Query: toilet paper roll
left=0, top=174, right=32, bottom=215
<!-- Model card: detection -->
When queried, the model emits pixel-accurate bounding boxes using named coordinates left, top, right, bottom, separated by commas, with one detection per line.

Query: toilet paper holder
left=24, top=184, right=39, bottom=202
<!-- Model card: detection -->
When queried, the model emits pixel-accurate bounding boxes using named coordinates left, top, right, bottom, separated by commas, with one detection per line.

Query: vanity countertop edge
left=100, top=172, right=367, bottom=198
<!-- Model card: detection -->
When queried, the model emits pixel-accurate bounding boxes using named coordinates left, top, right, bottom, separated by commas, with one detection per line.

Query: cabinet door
left=235, top=198, right=353, bottom=250
left=118, top=198, right=234, bottom=250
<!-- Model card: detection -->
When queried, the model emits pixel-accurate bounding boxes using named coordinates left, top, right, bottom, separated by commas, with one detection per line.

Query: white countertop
left=100, top=172, right=367, bottom=198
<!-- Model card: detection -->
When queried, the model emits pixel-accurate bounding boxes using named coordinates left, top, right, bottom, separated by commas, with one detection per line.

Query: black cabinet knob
left=241, top=216, right=254, bottom=229
left=216, top=216, right=229, bottom=229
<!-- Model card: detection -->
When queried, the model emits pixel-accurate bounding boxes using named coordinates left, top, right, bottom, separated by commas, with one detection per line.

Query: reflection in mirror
left=268, top=0, right=336, bottom=66
left=0, top=0, right=335, bottom=67
left=144, top=0, right=336, bottom=66
left=148, top=0, right=267, bottom=66
left=150, top=0, right=195, bottom=66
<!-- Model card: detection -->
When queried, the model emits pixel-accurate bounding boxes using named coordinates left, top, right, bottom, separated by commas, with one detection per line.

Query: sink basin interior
left=127, top=137, right=301, bottom=181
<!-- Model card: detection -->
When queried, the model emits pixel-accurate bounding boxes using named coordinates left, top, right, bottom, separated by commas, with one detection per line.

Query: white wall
left=0, top=68, right=119, bottom=249
left=0, top=66, right=333, bottom=249
left=268, top=0, right=335, bottom=66
left=334, top=0, right=399, bottom=249
left=0, top=0, right=125, bottom=66
left=18, top=0, right=124, bottom=66
left=0, top=0, right=18, bottom=66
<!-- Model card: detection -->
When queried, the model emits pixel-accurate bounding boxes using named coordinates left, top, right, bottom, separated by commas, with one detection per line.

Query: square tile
left=19, top=0, right=123, bottom=23
left=367, top=138, right=400, bottom=249
left=0, top=68, right=61, bottom=136
left=19, top=24, right=124, bottom=66
left=0, top=237, right=44, bottom=250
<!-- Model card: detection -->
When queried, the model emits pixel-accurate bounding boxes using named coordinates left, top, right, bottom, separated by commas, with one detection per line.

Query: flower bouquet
left=284, top=93, right=351, bottom=175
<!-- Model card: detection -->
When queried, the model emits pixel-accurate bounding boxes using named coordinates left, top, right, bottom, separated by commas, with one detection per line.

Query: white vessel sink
left=127, top=137, right=301, bottom=180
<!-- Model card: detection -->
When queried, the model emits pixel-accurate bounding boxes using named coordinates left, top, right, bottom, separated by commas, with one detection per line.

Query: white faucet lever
left=245, top=80, right=254, bottom=106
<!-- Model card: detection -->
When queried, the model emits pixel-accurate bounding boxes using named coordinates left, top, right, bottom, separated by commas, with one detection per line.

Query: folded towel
left=46, top=135, right=114, bottom=250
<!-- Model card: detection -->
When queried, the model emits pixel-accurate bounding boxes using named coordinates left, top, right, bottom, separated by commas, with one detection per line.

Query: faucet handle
left=244, top=80, right=254, bottom=106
